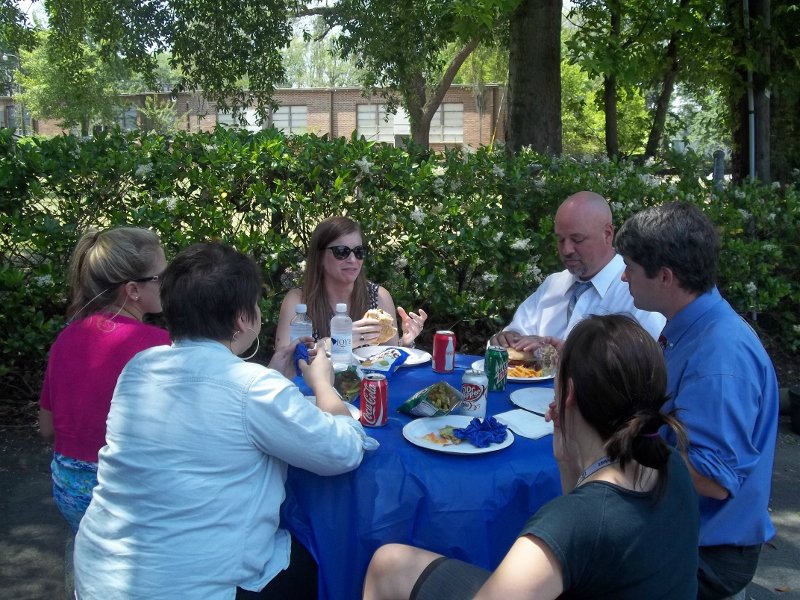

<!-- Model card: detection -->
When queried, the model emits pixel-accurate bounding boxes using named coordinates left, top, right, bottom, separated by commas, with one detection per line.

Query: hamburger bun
left=506, top=347, right=535, bottom=365
left=364, top=308, right=397, bottom=345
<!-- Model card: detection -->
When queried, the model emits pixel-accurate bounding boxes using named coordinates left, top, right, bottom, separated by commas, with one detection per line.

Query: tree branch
left=423, top=36, right=480, bottom=116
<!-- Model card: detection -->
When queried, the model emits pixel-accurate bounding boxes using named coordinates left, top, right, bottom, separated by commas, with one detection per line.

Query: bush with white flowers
left=2, top=127, right=799, bottom=406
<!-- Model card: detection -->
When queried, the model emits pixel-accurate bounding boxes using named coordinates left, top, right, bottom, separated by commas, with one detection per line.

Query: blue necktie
left=567, top=281, right=593, bottom=323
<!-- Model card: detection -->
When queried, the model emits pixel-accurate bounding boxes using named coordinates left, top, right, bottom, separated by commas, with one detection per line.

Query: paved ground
left=1, top=418, right=798, bottom=600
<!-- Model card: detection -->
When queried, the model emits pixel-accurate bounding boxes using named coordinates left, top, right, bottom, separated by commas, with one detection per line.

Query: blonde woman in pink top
left=39, top=227, right=170, bottom=532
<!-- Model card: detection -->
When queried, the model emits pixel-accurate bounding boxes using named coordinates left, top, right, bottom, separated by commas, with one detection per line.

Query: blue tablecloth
left=280, top=354, right=561, bottom=600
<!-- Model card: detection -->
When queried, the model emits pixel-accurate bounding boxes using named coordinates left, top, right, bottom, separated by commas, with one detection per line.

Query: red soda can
left=360, top=373, right=388, bottom=427
left=432, top=330, right=457, bottom=373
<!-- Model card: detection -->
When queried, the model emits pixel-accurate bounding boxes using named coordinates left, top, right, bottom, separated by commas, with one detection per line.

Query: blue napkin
left=453, top=416, right=508, bottom=448
left=294, top=343, right=309, bottom=376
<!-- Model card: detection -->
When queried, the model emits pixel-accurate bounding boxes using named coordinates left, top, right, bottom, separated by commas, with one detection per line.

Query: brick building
left=0, top=85, right=506, bottom=149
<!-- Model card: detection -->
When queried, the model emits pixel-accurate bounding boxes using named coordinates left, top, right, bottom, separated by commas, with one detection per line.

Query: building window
left=272, top=105, right=307, bottom=134
left=117, top=105, right=139, bottom=131
left=429, top=103, right=464, bottom=143
left=216, top=107, right=262, bottom=133
left=357, top=104, right=395, bottom=142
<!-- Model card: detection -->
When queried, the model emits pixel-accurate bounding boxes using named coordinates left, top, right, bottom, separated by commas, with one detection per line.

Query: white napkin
left=494, top=409, right=554, bottom=440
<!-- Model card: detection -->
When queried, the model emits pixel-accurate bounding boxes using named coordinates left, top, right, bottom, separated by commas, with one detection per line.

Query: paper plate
left=471, top=359, right=555, bottom=382
left=509, top=387, right=554, bottom=416
left=353, top=346, right=432, bottom=367
left=402, top=416, right=514, bottom=455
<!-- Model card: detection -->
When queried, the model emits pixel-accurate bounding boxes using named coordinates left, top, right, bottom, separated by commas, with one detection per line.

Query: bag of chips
left=398, top=381, right=463, bottom=418
left=359, top=347, right=409, bottom=378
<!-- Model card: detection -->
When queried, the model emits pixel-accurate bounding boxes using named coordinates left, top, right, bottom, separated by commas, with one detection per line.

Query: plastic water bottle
left=330, top=303, right=353, bottom=370
left=289, top=304, right=313, bottom=342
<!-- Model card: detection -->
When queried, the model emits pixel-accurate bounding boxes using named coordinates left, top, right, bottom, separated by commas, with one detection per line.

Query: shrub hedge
left=2, top=127, right=798, bottom=405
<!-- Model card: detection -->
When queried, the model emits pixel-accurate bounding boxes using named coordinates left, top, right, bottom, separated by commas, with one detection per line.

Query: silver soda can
left=458, top=369, right=489, bottom=419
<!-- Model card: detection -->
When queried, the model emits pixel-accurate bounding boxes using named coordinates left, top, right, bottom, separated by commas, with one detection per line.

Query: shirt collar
left=566, top=254, right=624, bottom=299
left=662, top=287, right=722, bottom=346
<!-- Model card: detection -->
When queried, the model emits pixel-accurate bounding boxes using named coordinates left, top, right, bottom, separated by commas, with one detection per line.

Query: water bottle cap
left=295, top=303, right=307, bottom=313
left=335, top=303, right=347, bottom=313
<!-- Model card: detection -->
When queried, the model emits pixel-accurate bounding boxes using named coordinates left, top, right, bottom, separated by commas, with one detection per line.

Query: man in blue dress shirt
left=615, top=202, right=778, bottom=600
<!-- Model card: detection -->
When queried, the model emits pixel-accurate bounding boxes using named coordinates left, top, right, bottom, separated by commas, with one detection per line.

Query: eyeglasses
left=130, top=275, right=162, bottom=284
left=326, top=245, right=368, bottom=260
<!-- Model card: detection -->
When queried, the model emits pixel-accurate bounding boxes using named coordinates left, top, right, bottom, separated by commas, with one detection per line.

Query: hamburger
left=364, top=308, right=397, bottom=345
left=507, top=347, right=535, bottom=367
left=506, top=345, right=558, bottom=376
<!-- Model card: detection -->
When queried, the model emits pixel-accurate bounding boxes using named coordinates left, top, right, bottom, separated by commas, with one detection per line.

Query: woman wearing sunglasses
left=38, top=226, right=170, bottom=532
left=275, top=216, right=427, bottom=349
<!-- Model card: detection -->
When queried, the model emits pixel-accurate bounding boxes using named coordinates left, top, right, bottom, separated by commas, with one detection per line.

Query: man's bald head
left=554, top=191, right=616, bottom=279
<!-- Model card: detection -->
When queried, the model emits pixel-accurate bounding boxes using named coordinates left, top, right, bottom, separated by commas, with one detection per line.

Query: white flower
left=492, top=164, right=505, bottom=178
left=494, top=232, right=504, bottom=242
left=479, top=216, right=490, bottom=226
left=433, top=177, right=445, bottom=194
left=793, top=324, right=800, bottom=334
left=763, top=242, right=777, bottom=252
left=482, top=273, right=498, bottom=283
left=738, top=209, right=752, bottom=220
left=160, top=196, right=178, bottom=211
left=410, top=206, right=425, bottom=224
left=510, top=238, right=531, bottom=251
left=432, top=166, right=446, bottom=177
left=34, top=274, right=53, bottom=287
left=734, top=189, right=746, bottom=200
left=610, top=201, right=624, bottom=212
left=526, top=263, right=542, bottom=280
left=771, top=181, right=781, bottom=190
left=395, top=257, right=408, bottom=269
left=667, top=184, right=677, bottom=195
left=354, top=156, right=374, bottom=175
left=135, top=163, right=153, bottom=178
left=644, top=157, right=655, bottom=167
left=533, top=178, right=546, bottom=189
left=768, top=213, right=776, bottom=222
left=638, top=173, right=658, bottom=188
left=745, top=282, right=757, bottom=296
left=431, top=203, right=443, bottom=215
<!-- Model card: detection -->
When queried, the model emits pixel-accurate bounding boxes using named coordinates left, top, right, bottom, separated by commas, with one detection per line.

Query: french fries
left=508, top=365, right=543, bottom=378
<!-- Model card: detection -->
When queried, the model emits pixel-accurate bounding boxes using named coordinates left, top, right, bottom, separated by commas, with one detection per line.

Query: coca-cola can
left=459, top=369, right=489, bottom=418
left=432, top=330, right=457, bottom=373
left=360, top=373, right=388, bottom=427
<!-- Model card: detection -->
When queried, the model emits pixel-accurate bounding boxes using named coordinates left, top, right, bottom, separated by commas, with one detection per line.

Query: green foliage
left=280, top=17, right=362, bottom=88
left=17, top=31, right=126, bottom=135
left=138, top=96, right=177, bottom=135
left=2, top=128, right=798, bottom=406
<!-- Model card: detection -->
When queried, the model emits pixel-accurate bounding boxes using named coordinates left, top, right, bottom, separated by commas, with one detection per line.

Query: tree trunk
left=406, top=38, right=479, bottom=150
left=770, top=0, right=800, bottom=182
left=603, top=2, right=621, bottom=159
left=604, top=74, right=619, bottom=159
left=726, top=0, right=771, bottom=181
left=644, top=0, right=689, bottom=160
left=752, top=0, right=770, bottom=181
left=506, top=0, right=562, bottom=155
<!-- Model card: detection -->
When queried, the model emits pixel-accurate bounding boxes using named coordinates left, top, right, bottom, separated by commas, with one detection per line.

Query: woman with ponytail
left=39, top=227, right=170, bottom=532
left=363, top=314, right=700, bottom=600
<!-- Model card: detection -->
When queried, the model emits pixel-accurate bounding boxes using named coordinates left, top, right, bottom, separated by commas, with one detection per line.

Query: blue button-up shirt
left=662, top=287, right=778, bottom=546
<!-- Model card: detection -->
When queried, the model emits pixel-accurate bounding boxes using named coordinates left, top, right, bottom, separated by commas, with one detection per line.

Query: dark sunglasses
left=326, top=245, right=368, bottom=260
left=130, top=275, right=162, bottom=284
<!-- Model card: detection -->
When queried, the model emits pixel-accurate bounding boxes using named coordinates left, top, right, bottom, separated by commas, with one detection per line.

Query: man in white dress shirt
left=490, top=191, right=665, bottom=351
